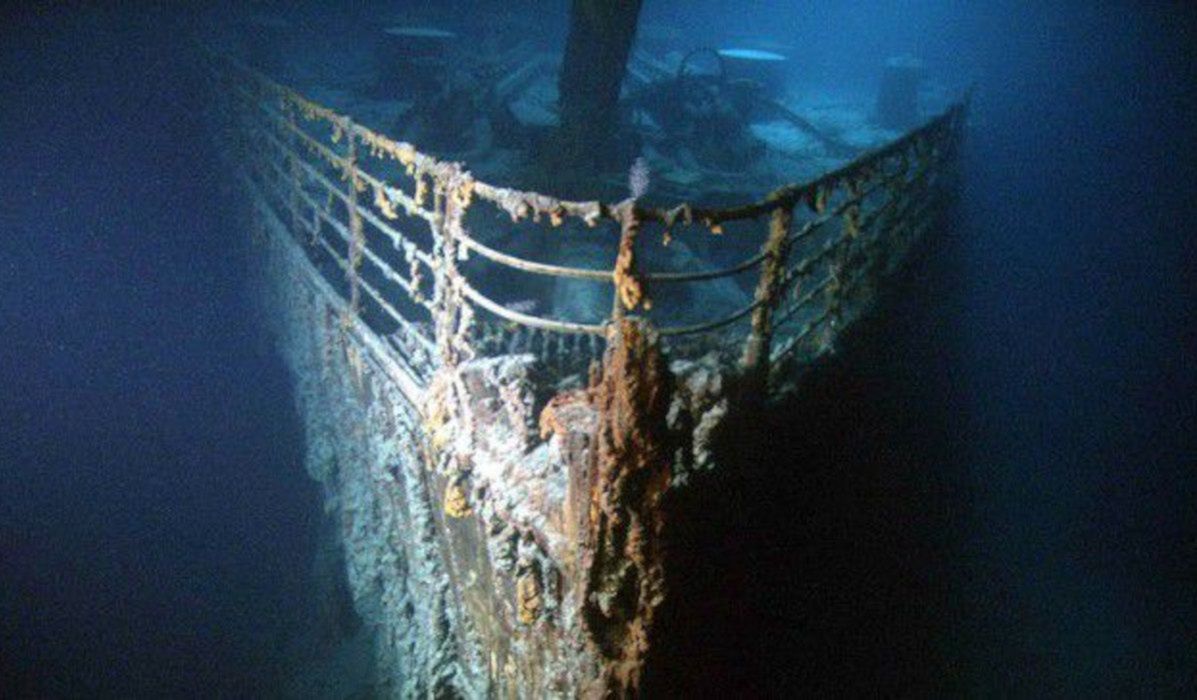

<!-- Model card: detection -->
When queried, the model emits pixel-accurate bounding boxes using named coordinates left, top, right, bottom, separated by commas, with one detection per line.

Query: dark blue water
left=0, top=6, right=320, bottom=696
left=953, top=5, right=1196, bottom=692
left=2, top=2, right=1193, bottom=696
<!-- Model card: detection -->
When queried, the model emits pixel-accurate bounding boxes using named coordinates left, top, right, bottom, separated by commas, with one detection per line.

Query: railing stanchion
left=204, top=44, right=966, bottom=381
left=741, top=197, right=793, bottom=393
left=610, top=201, right=643, bottom=323
left=343, top=117, right=364, bottom=327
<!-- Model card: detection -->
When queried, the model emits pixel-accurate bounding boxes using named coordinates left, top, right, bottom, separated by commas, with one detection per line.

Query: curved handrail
left=657, top=298, right=763, bottom=336
left=203, top=40, right=967, bottom=372
left=457, top=233, right=612, bottom=281
left=458, top=281, right=607, bottom=336
left=204, top=43, right=965, bottom=232
left=457, top=228, right=770, bottom=284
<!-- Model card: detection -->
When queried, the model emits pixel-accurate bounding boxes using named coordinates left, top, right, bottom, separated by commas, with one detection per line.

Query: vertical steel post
left=344, top=118, right=363, bottom=325
left=610, top=202, right=643, bottom=322
left=286, top=105, right=302, bottom=236
left=741, top=198, right=793, bottom=391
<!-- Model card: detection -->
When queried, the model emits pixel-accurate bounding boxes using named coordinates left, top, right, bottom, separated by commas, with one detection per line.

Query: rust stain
left=575, top=318, right=673, bottom=696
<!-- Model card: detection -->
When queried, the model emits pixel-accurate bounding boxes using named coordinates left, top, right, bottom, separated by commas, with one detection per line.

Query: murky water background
left=2, top=2, right=1193, bottom=695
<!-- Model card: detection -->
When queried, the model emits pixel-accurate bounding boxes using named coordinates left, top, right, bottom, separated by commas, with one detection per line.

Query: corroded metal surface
left=204, top=45, right=966, bottom=697
left=577, top=320, right=672, bottom=696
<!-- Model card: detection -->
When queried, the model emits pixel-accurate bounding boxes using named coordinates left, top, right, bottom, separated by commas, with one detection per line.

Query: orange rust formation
left=611, top=203, right=647, bottom=314
left=577, top=319, right=673, bottom=696
left=207, top=40, right=968, bottom=696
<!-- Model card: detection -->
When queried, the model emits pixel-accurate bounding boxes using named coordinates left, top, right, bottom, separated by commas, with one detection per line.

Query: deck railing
left=202, top=46, right=966, bottom=396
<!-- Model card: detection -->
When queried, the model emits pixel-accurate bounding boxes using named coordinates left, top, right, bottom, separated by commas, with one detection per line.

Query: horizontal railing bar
left=457, top=233, right=612, bottom=281
left=771, top=307, right=834, bottom=362
left=209, top=48, right=454, bottom=189
left=657, top=298, right=763, bottom=336
left=206, top=42, right=966, bottom=364
left=230, top=81, right=437, bottom=230
left=781, top=232, right=849, bottom=287
left=769, top=168, right=945, bottom=341
left=459, top=281, right=608, bottom=336
left=246, top=119, right=948, bottom=348
left=260, top=154, right=433, bottom=314
left=646, top=250, right=767, bottom=282
left=235, top=169, right=432, bottom=403
left=208, top=43, right=966, bottom=236
left=771, top=274, right=836, bottom=330
left=773, top=155, right=945, bottom=289
left=457, top=228, right=770, bottom=284
left=241, top=147, right=439, bottom=359
left=248, top=119, right=436, bottom=269
left=243, top=92, right=945, bottom=342
left=311, top=235, right=418, bottom=335
left=633, top=108, right=961, bottom=227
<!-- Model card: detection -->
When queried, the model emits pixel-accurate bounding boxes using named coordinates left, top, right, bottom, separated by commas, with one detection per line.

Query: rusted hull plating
left=204, top=46, right=967, bottom=697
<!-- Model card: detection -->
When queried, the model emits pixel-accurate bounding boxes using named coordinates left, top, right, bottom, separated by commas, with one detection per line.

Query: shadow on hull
left=645, top=221, right=973, bottom=696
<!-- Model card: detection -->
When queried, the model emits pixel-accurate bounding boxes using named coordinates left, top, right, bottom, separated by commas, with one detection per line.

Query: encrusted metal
left=202, top=45, right=967, bottom=697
